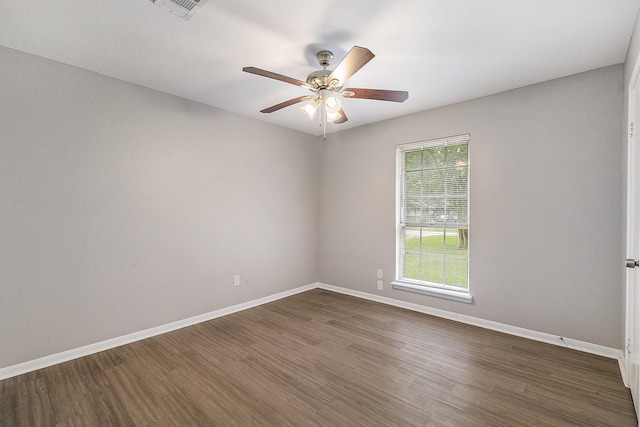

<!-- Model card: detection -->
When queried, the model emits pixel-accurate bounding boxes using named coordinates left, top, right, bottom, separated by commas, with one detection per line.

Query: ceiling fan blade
left=334, top=109, right=348, bottom=124
left=243, top=66, right=310, bottom=88
left=260, top=96, right=311, bottom=113
left=343, top=88, right=409, bottom=102
left=327, top=46, right=375, bottom=86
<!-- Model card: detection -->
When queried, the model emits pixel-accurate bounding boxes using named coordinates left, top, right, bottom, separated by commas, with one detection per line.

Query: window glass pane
left=404, top=253, right=421, bottom=281
left=444, top=228, right=468, bottom=288
left=447, top=228, right=469, bottom=258
left=446, top=197, right=467, bottom=225
left=403, top=198, right=422, bottom=223
left=405, top=170, right=422, bottom=197
left=405, top=150, right=422, bottom=171
left=421, top=227, right=444, bottom=255
left=422, top=204, right=436, bottom=224
left=421, top=255, right=444, bottom=283
left=445, top=143, right=468, bottom=167
left=430, top=201, right=447, bottom=224
left=445, top=256, right=468, bottom=288
left=423, top=146, right=445, bottom=169
left=404, top=227, right=421, bottom=252
left=445, top=168, right=467, bottom=196
left=424, top=169, right=444, bottom=196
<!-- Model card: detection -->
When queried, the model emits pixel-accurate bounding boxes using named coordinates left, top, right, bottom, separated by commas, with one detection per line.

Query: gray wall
left=0, top=43, right=628, bottom=369
left=318, top=65, right=624, bottom=349
left=0, top=46, right=319, bottom=368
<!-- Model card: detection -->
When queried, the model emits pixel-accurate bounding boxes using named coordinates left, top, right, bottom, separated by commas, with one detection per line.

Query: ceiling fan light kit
left=300, top=89, right=342, bottom=122
left=243, top=46, right=409, bottom=137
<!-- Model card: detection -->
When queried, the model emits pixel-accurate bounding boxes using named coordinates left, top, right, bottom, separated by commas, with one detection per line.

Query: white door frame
left=625, top=52, right=640, bottom=416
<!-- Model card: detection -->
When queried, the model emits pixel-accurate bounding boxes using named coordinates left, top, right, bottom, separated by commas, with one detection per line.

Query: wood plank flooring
left=0, top=289, right=636, bottom=426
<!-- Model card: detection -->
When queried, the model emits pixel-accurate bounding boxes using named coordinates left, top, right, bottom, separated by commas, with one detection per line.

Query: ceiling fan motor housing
left=306, top=69, right=334, bottom=89
left=306, top=51, right=342, bottom=90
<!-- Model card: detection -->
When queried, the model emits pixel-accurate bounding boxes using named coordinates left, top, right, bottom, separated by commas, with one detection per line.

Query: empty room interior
left=3, top=1, right=640, bottom=425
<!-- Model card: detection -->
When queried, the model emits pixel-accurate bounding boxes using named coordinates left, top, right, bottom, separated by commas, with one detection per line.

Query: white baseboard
left=0, top=284, right=316, bottom=381
left=1, top=282, right=626, bottom=384
left=619, top=355, right=628, bottom=387
left=317, top=283, right=624, bottom=362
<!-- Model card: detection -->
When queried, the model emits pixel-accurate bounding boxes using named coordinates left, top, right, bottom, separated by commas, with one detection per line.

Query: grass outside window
left=402, top=228, right=468, bottom=288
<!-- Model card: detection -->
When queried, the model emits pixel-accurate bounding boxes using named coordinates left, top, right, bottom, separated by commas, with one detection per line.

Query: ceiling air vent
left=150, top=0, right=208, bottom=20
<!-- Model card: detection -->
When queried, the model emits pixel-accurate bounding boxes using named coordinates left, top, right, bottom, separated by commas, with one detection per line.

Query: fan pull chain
left=322, top=104, right=327, bottom=140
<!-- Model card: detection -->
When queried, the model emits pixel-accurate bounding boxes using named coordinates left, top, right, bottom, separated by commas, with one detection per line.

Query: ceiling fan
left=242, top=46, right=409, bottom=127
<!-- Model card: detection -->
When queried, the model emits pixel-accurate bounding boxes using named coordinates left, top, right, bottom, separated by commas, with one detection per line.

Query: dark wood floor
left=0, top=289, right=636, bottom=426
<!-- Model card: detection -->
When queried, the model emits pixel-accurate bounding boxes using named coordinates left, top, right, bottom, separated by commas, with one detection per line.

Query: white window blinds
left=400, top=134, right=469, bottom=228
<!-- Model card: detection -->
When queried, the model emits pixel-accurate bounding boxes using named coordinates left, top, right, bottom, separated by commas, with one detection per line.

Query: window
left=392, top=134, right=471, bottom=303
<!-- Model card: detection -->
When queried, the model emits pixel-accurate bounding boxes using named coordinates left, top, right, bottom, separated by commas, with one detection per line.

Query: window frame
left=392, top=134, right=473, bottom=304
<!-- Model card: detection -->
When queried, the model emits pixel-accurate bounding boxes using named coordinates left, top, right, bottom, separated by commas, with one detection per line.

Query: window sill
left=391, top=281, right=474, bottom=304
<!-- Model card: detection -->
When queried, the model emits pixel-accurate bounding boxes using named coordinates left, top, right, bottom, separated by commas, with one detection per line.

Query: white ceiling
left=1, top=0, right=638, bottom=136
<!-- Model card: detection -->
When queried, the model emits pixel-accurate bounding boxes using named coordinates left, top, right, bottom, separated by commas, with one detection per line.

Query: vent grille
left=150, top=0, right=208, bottom=20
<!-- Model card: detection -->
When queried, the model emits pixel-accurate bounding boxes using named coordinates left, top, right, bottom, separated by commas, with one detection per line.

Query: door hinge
left=627, top=339, right=632, bottom=354
left=630, top=122, right=634, bottom=138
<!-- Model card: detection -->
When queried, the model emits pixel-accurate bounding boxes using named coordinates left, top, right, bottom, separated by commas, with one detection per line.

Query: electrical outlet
left=233, top=275, right=241, bottom=287
left=377, top=280, right=383, bottom=290
left=377, top=269, right=383, bottom=279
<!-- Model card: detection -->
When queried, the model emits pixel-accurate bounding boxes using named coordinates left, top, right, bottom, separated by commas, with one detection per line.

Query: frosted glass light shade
left=301, top=99, right=319, bottom=119
left=324, top=95, right=342, bottom=113
left=326, top=109, right=343, bottom=122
